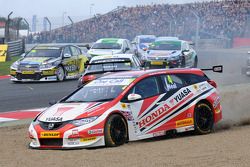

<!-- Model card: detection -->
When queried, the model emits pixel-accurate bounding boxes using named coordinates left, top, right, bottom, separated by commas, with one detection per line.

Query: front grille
left=39, top=139, right=63, bottom=146
left=16, top=73, right=41, bottom=80
left=19, top=64, right=40, bottom=71
left=148, top=57, right=168, bottom=61
left=39, top=121, right=68, bottom=130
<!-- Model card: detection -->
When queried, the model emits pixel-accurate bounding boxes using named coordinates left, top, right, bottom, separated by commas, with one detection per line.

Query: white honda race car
left=29, top=66, right=223, bottom=149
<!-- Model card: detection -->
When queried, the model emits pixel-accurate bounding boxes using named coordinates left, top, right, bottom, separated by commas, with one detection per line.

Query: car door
left=122, top=76, right=162, bottom=137
left=62, top=46, right=77, bottom=77
left=122, top=74, right=186, bottom=138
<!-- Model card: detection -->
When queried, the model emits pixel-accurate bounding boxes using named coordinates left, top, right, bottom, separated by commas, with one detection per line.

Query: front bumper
left=29, top=122, right=105, bottom=149
left=10, top=68, right=57, bottom=82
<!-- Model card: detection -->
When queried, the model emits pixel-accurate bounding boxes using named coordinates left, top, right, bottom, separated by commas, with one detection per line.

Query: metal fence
left=7, top=39, right=25, bottom=57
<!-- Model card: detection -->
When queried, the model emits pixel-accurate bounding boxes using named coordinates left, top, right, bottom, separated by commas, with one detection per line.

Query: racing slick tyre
left=104, top=114, right=128, bottom=147
left=56, top=66, right=65, bottom=82
left=193, top=56, right=198, bottom=68
left=181, top=56, right=186, bottom=68
left=194, top=102, right=214, bottom=135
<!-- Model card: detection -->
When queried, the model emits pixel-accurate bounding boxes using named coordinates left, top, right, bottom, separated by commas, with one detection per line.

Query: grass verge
left=0, top=56, right=20, bottom=75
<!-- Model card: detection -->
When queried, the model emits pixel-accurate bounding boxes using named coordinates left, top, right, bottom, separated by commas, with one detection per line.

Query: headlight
left=40, top=63, right=54, bottom=69
left=168, top=55, right=180, bottom=61
left=11, top=61, right=19, bottom=69
left=71, top=116, right=98, bottom=127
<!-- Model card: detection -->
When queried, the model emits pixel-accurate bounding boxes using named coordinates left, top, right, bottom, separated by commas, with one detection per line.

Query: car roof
left=96, top=38, right=126, bottom=44
left=34, top=43, right=77, bottom=49
left=90, top=54, right=134, bottom=62
left=101, top=68, right=204, bottom=79
left=137, top=35, right=156, bottom=38
left=156, top=36, right=179, bottom=41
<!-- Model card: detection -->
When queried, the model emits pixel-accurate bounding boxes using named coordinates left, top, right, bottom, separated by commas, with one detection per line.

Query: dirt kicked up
left=0, top=123, right=250, bottom=167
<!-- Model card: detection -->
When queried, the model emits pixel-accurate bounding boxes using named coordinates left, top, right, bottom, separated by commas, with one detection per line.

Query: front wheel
left=194, top=102, right=214, bottom=135
left=104, top=114, right=128, bottom=147
left=193, top=56, right=198, bottom=68
left=56, top=66, right=65, bottom=82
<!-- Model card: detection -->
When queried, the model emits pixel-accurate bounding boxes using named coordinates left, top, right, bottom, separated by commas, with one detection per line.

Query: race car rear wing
left=201, top=65, right=223, bottom=73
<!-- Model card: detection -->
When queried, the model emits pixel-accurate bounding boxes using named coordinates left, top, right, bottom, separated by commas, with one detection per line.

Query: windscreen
left=92, top=43, right=121, bottom=49
left=140, top=37, right=155, bottom=44
left=149, top=41, right=181, bottom=50
left=64, top=78, right=134, bottom=102
left=25, top=49, right=61, bottom=58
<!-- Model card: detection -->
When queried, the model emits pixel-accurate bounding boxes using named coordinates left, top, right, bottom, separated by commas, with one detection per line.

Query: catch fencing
left=7, top=39, right=25, bottom=57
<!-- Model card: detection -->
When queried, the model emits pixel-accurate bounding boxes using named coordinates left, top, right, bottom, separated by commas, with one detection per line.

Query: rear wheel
left=104, top=114, right=127, bottom=147
left=194, top=102, right=214, bottom=134
left=56, top=66, right=65, bottom=82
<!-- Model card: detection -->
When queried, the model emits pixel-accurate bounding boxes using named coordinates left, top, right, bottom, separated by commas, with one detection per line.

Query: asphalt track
left=0, top=47, right=250, bottom=112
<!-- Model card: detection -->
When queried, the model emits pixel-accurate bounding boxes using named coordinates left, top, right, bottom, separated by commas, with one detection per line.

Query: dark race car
left=10, top=44, right=88, bottom=82
left=77, top=54, right=142, bottom=87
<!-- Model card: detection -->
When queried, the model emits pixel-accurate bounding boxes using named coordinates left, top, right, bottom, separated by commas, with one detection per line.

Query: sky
left=0, top=0, right=207, bottom=18
left=0, top=0, right=207, bottom=31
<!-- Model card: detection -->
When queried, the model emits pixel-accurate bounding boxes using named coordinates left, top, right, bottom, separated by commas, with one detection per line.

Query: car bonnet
left=38, top=102, right=107, bottom=122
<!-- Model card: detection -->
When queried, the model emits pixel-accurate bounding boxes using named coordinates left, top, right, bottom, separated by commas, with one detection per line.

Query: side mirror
left=131, top=41, right=136, bottom=45
left=83, top=44, right=90, bottom=50
left=64, top=53, right=71, bottom=58
left=49, top=100, right=57, bottom=106
left=182, top=49, right=189, bottom=55
left=127, top=93, right=142, bottom=101
left=248, top=51, right=250, bottom=54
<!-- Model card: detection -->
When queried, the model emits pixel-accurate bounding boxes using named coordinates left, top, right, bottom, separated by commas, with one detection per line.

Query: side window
left=70, top=46, right=79, bottom=56
left=131, top=77, right=160, bottom=99
left=178, top=74, right=208, bottom=85
left=63, top=47, right=72, bottom=56
left=161, top=75, right=184, bottom=92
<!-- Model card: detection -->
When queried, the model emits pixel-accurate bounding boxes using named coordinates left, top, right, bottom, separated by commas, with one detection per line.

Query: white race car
left=29, top=66, right=222, bottom=149
left=88, top=38, right=134, bottom=57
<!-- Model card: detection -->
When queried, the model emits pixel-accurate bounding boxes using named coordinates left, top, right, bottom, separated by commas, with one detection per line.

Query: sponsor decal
left=65, top=65, right=77, bottom=72
left=176, top=118, right=194, bottom=128
left=121, top=111, right=134, bottom=121
left=45, top=117, right=63, bottom=122
left=153, top=130, right=166, bottom=137
left=213, top=96, right=220, bottom=108
left=193, top=84, right=198, bottom=90
left=173, top=88, right=191, bottom=103
left=87, top=78, right=134, bottom=87
left=139, top=104, right=170, bottom=128
left=40, top=132, right=60, bottom=138
left=68, top=138, right=80, bottom=145
left=121, top=103, right=127, bottom=109
left=54, top=107, right=73, bottom=116
left=80, top=137, right=97, bottom=142
left=88, top=129, right=103, bottom=135
left=72, top=129, right=79, bottom=135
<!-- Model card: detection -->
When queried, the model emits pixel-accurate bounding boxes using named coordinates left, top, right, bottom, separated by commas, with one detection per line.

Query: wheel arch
left=105, top=111, right=129, bottom=140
